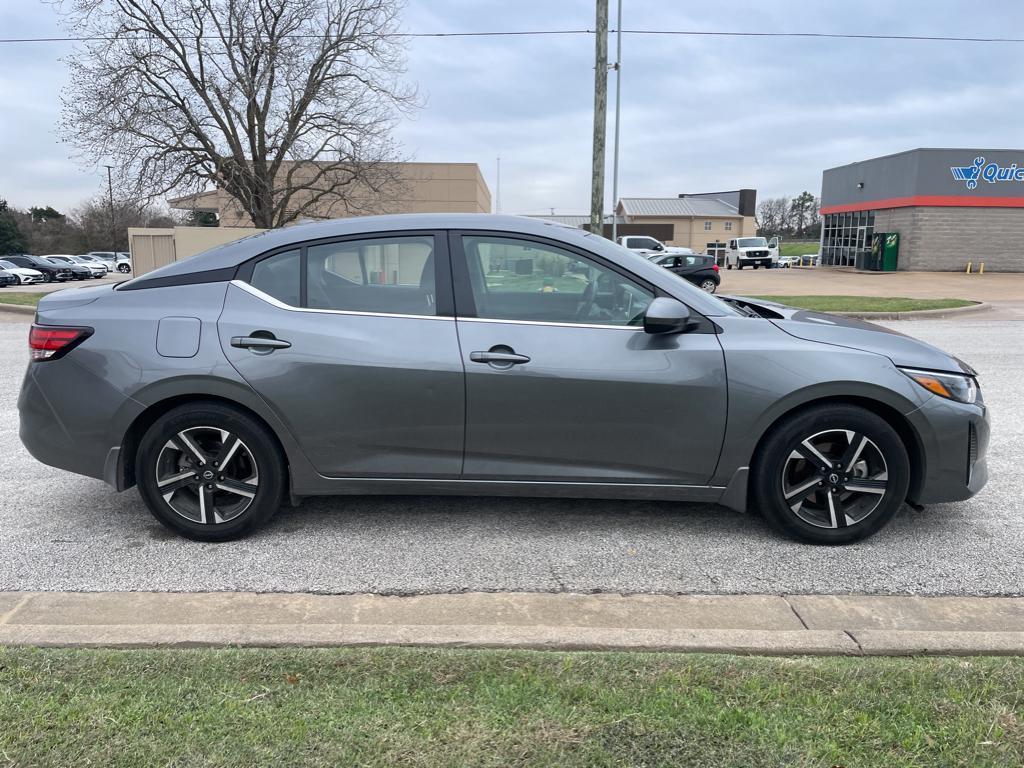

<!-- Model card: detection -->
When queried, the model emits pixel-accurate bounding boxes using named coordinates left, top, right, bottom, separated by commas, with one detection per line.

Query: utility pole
left=589, top=0, right=608, bottom=237
left=495, top=156, right=501, bottom=214
left=103, top=165, right=115, bottom=250
left=610, top=0, right=622, bottom=242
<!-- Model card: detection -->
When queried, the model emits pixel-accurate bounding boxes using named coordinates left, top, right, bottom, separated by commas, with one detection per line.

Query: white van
left=724, top=237, right=780, bottom=270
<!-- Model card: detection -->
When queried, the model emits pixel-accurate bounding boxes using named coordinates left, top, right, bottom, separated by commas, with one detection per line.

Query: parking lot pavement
left=718, top=268, right=1024, bottom=303
left=2, top=274, right=123, bottom=294
left=0, top=315, right=1021, bottom=596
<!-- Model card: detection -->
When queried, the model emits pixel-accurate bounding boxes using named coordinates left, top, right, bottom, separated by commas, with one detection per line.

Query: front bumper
left=906, top=394, right=990, bottom=505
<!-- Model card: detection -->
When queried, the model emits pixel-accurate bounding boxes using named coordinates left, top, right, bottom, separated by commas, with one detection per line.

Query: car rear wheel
left=751, top=404, right=910, bottom=544
left=118, top=263, right=131, bottom=273
left=41, top=272, right=52, bottom=283
left=136, top=402, right=285, bottom=541
left=699, top=278, right=717, bottom=293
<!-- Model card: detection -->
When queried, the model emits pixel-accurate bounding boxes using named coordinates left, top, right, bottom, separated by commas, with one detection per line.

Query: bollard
left=966, top=261, right=972, bottom=274
left=980, top=262, right=985, bottom=274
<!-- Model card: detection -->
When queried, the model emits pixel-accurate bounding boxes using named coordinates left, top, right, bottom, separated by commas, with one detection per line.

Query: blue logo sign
left=951, top=157, right=1024, bottom=190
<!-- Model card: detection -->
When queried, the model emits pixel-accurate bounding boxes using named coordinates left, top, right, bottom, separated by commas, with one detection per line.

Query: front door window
left=460, top=235, right=653, bottom=326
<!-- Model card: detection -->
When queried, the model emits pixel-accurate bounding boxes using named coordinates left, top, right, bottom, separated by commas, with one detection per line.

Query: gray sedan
left=18, top=215, right=989, bottom=543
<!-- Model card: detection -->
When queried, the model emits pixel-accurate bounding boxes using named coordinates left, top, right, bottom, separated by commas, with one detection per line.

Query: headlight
left=900, top=367, right=978, bottom=404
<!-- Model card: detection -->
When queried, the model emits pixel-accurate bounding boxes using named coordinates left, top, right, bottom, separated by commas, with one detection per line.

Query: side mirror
left=644, top=297, right=700, bottom=335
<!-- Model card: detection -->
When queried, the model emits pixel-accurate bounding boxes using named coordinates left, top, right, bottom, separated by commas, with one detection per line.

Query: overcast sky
left=1, top=0, right=1023, bottom=215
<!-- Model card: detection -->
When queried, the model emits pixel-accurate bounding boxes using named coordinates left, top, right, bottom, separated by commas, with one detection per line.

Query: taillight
left=712, top=264, right=719, bottom=272
left=28, top=324, right=92, bottom=361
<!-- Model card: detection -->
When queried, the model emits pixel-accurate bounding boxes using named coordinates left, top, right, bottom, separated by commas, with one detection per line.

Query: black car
left=0, top=269, right=17, bottom=287
left=4, top=255, right=73, bottom=283
left=650, top=253, right=721, bottom=293
left=43, top=256, right=94, bottom=281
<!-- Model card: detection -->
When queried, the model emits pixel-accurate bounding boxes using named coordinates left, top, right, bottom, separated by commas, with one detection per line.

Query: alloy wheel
left=780, top=428, right=888, bottom=529
left=154, top=426, right=259, bottom=525
left=699, top=279, right=717, bottom=293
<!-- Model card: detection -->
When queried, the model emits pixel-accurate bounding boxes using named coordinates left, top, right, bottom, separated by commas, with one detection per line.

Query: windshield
left=737, top=238, right=768, bottom=248
left=0, top=261, right=15, bottom=270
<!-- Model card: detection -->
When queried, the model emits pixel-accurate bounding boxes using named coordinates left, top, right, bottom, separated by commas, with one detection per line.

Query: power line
left=2, top=28, right=1023, bottom=44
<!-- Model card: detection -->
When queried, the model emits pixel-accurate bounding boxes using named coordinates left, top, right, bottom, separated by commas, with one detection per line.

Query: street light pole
left=589, top=0, right=608, bottom=237
left=611, top=0, right=622, bottom=242
left=103, top=165, right=115, bottom=251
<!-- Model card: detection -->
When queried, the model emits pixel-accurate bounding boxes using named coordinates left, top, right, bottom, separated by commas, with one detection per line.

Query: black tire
left=699, top=278, right=717, bottom=293
left=753, top=264, right=760, bottom=269
left=135, top=402, right=285, bottom=541
left=118, top=263, right=131, bottom=273
left=41, top=272, right=52, bottom=283
left=726, top=263, right=733, bottom=270
left=751, top=404, right=910, bottom=544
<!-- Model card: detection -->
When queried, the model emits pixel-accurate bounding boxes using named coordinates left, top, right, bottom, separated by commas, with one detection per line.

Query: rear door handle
left=470, top=350, right=530, bottom=366
left=231, top=335, right=291, bottom=350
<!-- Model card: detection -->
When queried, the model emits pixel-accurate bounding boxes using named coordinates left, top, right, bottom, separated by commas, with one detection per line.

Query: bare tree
left=56, top=0, right=417, bottom=228
left=756, top=196, right=789, bottom=237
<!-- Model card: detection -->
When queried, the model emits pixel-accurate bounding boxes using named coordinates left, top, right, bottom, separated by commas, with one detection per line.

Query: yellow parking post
left=966, top=261, right=972, bottom=274
left=980, top=262, right=985, bottom=274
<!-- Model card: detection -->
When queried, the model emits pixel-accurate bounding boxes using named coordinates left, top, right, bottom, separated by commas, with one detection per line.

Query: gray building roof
left=526, top=214, right=624, bottom=227
left=618, top=197, right=740, bottom=217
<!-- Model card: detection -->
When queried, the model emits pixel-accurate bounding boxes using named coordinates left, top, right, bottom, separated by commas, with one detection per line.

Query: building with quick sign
left=820, top=148, right=1024, bottom=271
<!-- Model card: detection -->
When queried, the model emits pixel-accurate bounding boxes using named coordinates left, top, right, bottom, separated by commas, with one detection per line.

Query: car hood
left=725, top=296, right=975, bottom=374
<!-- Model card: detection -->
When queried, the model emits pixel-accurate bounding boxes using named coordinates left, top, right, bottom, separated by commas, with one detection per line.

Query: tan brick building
left=169, top=161, right=492, bottom=227
left=615, top=192, right=758, bottom=258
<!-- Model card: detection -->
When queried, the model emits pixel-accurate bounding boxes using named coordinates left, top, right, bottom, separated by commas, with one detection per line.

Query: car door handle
left=470, top=350, right=530, bottom=365
left=231, top=335, right=291, bottom=350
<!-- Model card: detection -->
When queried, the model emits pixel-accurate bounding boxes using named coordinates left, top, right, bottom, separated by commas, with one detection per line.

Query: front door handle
left=470, top=349, right=530, bottom=366
left=231, top=335, right=291, bottom=350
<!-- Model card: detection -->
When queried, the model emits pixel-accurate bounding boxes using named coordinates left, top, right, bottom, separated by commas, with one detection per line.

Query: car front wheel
left=136, top=402, right=285, bottom=541
left=751, top=404, right=910, bottom=544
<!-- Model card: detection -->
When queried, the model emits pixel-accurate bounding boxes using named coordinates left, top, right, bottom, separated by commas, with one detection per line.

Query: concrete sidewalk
left=2, top=592, right=1024, bottom=656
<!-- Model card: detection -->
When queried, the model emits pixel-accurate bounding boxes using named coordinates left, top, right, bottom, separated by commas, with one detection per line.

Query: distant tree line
left=756, top=192, right=822, bottom=240
left=0, top=197, right=179, bottom=256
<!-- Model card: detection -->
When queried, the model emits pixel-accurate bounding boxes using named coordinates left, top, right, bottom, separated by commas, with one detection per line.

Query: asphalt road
left=0, top=311, right=1020, bottom=596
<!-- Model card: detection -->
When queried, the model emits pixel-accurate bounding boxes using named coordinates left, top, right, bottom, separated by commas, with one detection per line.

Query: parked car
left=0, top=259, right=44, bottom=285
left=650, top=253, right=720, bottom=293
left=778, top=255, right=800, bottom=268
left=0, top=268, right=18, bottom=287
left=4, top=255, right=73, bottom=283
left=41, top=255, right=92, bottom=281
left=73, top=254, right=111, bottom=275
left=18, top=214, right=989, bottom=545
left=87, top=251, right=133, bottom=273
left=618, top=235, right=694, bottom=257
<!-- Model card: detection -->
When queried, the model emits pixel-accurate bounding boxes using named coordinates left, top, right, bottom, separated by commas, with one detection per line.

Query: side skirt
left=292, top=477, right=728, bottom=504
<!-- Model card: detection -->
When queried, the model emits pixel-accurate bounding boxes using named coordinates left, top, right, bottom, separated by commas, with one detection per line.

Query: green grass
left=779, top=242, right=821, bottom=257
left=750, top=295, right=976, bottom=313
left=0, top=291, right=41, bottom=307
left=0, top=647, right=1021, bottom=767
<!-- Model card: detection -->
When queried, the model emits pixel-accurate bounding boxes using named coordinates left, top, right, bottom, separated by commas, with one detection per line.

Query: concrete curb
left=0, top=303, right=35, bottom=316
left=3, top=591, right=1024, bottom=656
left=833, top=301, right=992, bottom=321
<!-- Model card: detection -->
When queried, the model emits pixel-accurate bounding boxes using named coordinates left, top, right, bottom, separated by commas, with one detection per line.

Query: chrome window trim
left=231, top=279, right=452, bottom=322
left=457, top=316, right=643, bottom=332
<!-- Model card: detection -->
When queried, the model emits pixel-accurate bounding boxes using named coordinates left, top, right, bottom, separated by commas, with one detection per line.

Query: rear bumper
left=18, top=357, right=142, bottom=486
left=906, top=395, right=990, bottom=505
